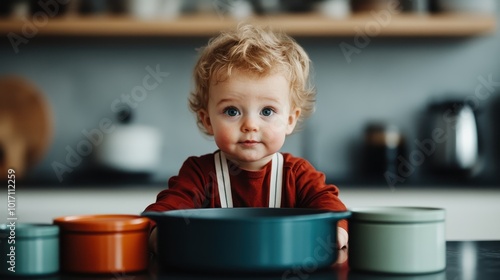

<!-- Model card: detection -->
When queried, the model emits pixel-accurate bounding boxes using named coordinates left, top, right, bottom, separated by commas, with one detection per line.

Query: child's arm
left=144, top=155, right=213, bottom=213
left=290, top=156, right=350, bottom=248
left=144, top=156, right=212, bottom=255
left=149, top=227, right=158, bottom=255
left=146, top=214, right=159, bottom=256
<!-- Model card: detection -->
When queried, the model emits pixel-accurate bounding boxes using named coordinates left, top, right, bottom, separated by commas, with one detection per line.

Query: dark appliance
left=423, top=100, right=480, bottom=177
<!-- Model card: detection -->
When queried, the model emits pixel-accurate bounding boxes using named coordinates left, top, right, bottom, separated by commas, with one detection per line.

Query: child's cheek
left=263, top=125, right=286, bottom=147
left=270, top=115, right=289, bottom=131
left=213, top=127, right=234, bottom=149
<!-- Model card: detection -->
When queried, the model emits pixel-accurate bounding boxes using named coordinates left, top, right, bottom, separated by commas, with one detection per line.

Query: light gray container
left=349, top=207, right=446, bottom=274
left=0, top=223, right=59, bottom=276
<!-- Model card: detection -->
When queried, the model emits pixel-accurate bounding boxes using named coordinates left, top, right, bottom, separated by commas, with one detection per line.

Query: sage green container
left=0, top=223, right=59, bottom=276
left=349, top=207, right=446, bottom=274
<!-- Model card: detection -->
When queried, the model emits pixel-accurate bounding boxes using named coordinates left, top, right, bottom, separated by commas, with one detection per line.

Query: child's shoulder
left=281, top=152, right=314, bottom=169
left=183, top=152, right=216, bottom=165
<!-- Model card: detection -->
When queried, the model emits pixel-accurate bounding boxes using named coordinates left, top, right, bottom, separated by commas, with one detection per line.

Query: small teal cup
left=0, top=223, right=59, bottom=276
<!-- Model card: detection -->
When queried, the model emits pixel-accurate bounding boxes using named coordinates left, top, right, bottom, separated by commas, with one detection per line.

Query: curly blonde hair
left=189, top=24, right=315, bottom=134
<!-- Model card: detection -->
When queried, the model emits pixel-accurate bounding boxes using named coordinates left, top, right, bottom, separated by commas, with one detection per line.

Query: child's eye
left=223, top=107, right=240, bottom=117
left=261, top=107, right=275, bottom=117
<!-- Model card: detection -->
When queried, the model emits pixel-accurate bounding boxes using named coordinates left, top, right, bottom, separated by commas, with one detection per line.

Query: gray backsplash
left=2, top=13, right=500, bottom=186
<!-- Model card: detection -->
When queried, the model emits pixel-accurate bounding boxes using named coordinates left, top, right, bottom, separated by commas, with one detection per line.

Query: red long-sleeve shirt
left=145, top=152, right=348, bottom=231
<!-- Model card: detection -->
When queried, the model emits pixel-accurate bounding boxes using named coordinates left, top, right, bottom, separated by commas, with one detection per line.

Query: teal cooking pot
left=143, top=208, right=350, bottom=273
left=0, top=223, right=59, bottom=276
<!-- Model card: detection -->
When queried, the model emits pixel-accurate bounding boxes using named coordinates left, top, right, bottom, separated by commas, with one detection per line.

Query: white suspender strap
left=268, top=152, right=284, bottom=208
left=214, top=151, right=233, bottom=208
left=214, top=151, right=283, bottom=208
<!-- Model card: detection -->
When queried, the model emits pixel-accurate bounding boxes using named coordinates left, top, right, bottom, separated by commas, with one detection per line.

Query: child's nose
left=241, top=115, right=258, bottom=132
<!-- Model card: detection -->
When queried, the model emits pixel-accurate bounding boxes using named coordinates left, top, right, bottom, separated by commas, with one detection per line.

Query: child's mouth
left=240, top=140, right=259, bottom=147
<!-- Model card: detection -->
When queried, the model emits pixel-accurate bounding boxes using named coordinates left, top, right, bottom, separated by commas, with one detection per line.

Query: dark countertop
left=46, top=241, right=499, bottom=280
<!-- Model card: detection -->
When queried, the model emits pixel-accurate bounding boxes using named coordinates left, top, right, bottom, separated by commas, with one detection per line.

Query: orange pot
left=53, top=214, right=149, bottom=274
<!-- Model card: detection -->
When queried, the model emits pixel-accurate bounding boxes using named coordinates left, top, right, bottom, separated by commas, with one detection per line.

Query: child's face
left=199, top=69, right=300, bottom=171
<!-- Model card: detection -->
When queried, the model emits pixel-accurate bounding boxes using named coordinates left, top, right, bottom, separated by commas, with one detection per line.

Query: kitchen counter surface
left=19, top=240, right=499, bottom=280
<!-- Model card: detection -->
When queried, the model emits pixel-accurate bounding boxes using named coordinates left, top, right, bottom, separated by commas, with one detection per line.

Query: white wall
left=1, top=187, right=498, bottom=241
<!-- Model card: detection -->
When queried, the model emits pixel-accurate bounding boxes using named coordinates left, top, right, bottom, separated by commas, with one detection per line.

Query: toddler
left=145, top=24, right=348, bottom=252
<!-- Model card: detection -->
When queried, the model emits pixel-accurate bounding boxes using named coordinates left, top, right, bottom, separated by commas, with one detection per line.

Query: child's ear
left=199, top=109, right=214, bottom=135
left=286, top=108, right=301, bottom=135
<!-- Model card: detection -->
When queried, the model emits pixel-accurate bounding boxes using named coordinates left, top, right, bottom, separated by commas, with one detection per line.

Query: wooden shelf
left=0, top=12, right=496, bottom=37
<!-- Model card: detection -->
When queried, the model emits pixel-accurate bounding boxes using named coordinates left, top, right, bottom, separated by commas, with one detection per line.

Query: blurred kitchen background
left=1, top=0, right=500, bottom=188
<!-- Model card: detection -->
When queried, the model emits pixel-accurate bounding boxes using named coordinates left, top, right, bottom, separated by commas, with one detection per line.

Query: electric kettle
left=424, top=100, right=480, bottom=176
